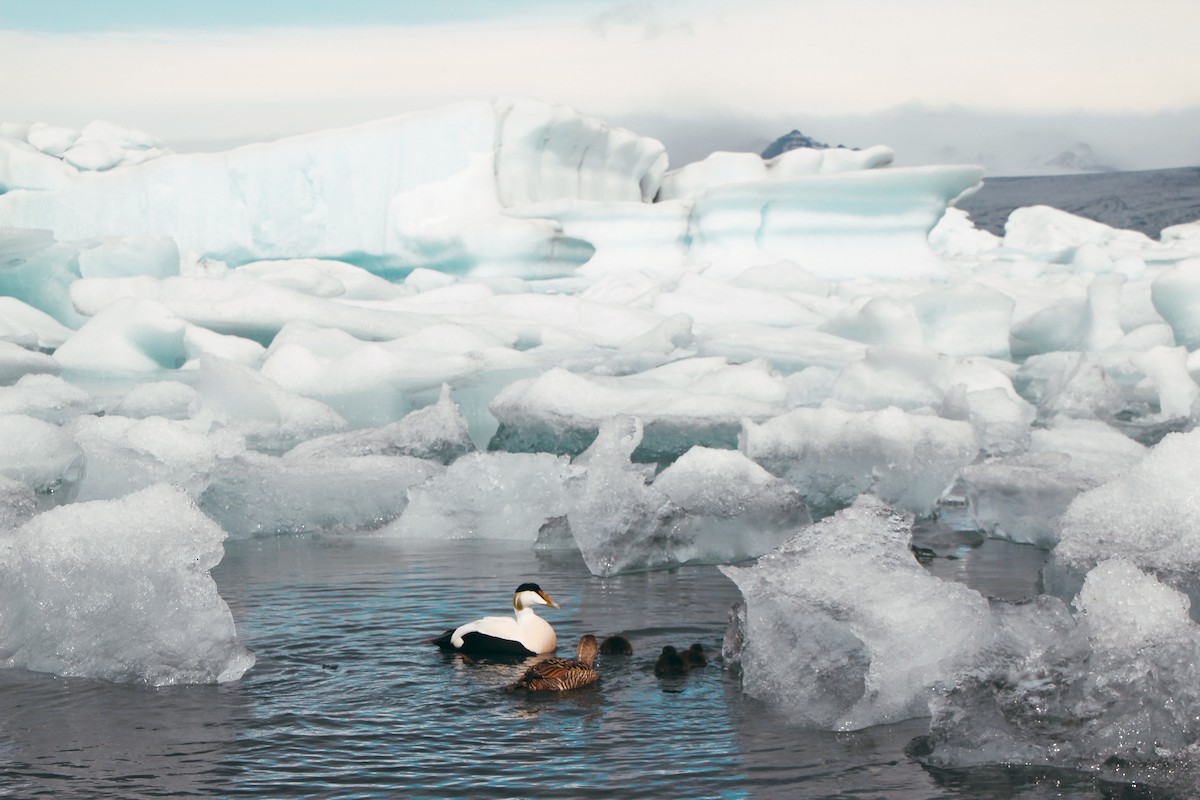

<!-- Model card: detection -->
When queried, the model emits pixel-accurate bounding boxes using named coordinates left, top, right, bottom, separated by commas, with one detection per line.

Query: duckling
left=599, top=635, right=633, bottom=656
left=681, top=643, right=707, bottom=669
left=431, top=583, right=560, bottom=657
left=506, top=634, right=600, bottom=692
left=654, top=645, right=687, bottom=677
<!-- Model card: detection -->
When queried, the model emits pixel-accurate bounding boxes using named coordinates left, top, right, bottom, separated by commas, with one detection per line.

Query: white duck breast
left=432, top=583, right=560, bottom=657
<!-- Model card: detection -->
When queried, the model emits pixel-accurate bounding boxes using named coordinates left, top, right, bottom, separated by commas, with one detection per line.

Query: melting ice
left=3, top=95, right=1200, bottom=787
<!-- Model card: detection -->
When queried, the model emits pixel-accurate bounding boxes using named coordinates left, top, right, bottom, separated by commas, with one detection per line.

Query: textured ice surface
left=0, top=474, right=37, bottom=530
left=721, top=496, right=995, bottom=729
left=284, top=384, right=475, bottom=464
left=1054, top=428, right=1200, bottom=573
left=741, top=406, right=978, bottom=517
left=0, top=484, right=253, bottom=685
left=490, top=358, right=787, bottom=462
left=0, top=295, right=73, bottom=352
left=958, top=419, right=1146, bottom=547
left=651, top=445, right=812, bottom=559
left=916, top=561, right=1200, bottom=791
left=385, top=451, right=574, bottom=541
left=0, top=413, right=86, bottom=504
left=66, top=413, right=243, bottom=502
left=193, top=355, right=348, bottom=452
left=0, top=373, right=95, bottom=424
left=199, top=452, right=438, bottom=537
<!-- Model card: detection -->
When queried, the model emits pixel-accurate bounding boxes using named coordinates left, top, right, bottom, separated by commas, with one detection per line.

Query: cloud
left=1, top=0, right=1197, bottom=171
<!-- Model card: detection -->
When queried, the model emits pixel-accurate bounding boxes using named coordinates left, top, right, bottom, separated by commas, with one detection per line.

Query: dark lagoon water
left=0, top=533, right=1180, bottom=799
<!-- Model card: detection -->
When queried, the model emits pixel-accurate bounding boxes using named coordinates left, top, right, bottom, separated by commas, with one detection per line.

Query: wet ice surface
left=0, top=534, right=1172, bottom=799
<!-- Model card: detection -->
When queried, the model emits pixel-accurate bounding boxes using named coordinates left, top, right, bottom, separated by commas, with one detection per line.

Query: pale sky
left=2, top=0, right=1198, bottom=171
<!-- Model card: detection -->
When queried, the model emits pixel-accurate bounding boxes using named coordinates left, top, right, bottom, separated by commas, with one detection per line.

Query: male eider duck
left=507, top=635, right=600, bottom=692
left=432, top=583, right=560, bottom=657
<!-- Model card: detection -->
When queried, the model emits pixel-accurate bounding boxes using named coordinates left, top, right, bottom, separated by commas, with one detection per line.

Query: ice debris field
left=4, top=96, right=1200, bottom=785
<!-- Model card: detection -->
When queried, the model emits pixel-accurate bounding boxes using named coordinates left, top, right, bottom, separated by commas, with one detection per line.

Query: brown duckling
left=506, top=634, right=600, bottom=692
left=681, top=643, right=707, bottom=669
left=599, top=635, right=633, bottom=656
left=654, top=645, right=687, bottom=677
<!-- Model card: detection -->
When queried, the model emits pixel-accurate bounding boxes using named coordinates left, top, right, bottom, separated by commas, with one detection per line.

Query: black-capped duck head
left=513, top=582, right=560, bottom=611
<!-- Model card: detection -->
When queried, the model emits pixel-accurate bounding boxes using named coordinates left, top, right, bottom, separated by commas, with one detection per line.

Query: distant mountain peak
left=1044, top=142, right=1117, bottom=174
left=761, top=129, right=842, bottom=159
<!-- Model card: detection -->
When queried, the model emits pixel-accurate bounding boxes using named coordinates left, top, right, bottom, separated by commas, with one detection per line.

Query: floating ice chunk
left=54, top=297, right=187, bottom=372
left=958, top=420, right=1146, bottom=548
left=0, top=413, right=85, bottom=504
left=69, top=274, right=425, bottom=346
left=1015, top=351, right=1126, bottom=421
left=651, top=445, right=812, bottom=559
left=0, top=295, right=74, bottom=351
left=25, top=123, right=80, bottom=157
left=1054, top=429, right=1200, bottom=574
left=258, top=321, right=527, bottom=428
left=0, top=341, right=60, bottom=385
left=490, top=358, right=788, bottom=462
left=111, top=380, right=199, bottom=420
left=721, top=496, right=994, bottom=729
left=193, top=355, right=348, bottom=452
left=696, top=323, right=867, bottom=374
left=385, top=451, right=573, bottom=541
left=0, top=231, right=86, bottom=327
left=928, top=207, right=1000, bottom=258
left=199, top=452, right=438, bottom=537
left=0, top=373, right=96, bottom=424
left=1009, top=272, right=1129, bottom=358
left=0, top=135, right=75, bottom=191
left=66, top=414, right=240, bottom=502
left=917, top=561, right=1200, bottom=790
left=741, top=405, right=978, bottom=517
left=820, top=296, right=923, bottom=349
left=1161, top=220, right=1200, bottom=253
left=0, top=483, right=254, bottom=685
left=1002, top=205, right=1156, bottom=259
left=77, top=235, right=179, bottom=280
left=62, top=141, right=128, bottom=172
left=284, top=384, right=475, bottom=464
left=563, top=416, right=682, bottom=575
left=234, top=258, right=408, bottom=300
left=654, top=273, right=826, bottom=328
left=52, top=296, right=264, bottom=373
left=0, top=474, right=37, bottom=530
left=1151, top=259, right=1200, bottom=350
left=909, top=283, right=1014, bottom=359
left=1130, top=344, right=1200, bottom=419
left=944, top=384, right=1037, bottom=457
left=831, top=346, right=1021, bottom=420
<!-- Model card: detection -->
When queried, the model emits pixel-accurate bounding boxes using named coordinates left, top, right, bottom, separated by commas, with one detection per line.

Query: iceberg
left=721, top=496, right=994, bottom=730
left=566, top=417, right=811, bottom=578
left=0, top=98, right=666, bottom=273
left=199, top=452, right=439, bottom=538
left=740, top=406, right=978, bottom=518
left=0, top=484, right=253, bottom=685
left=914, top=560, right=1200, bottom=792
